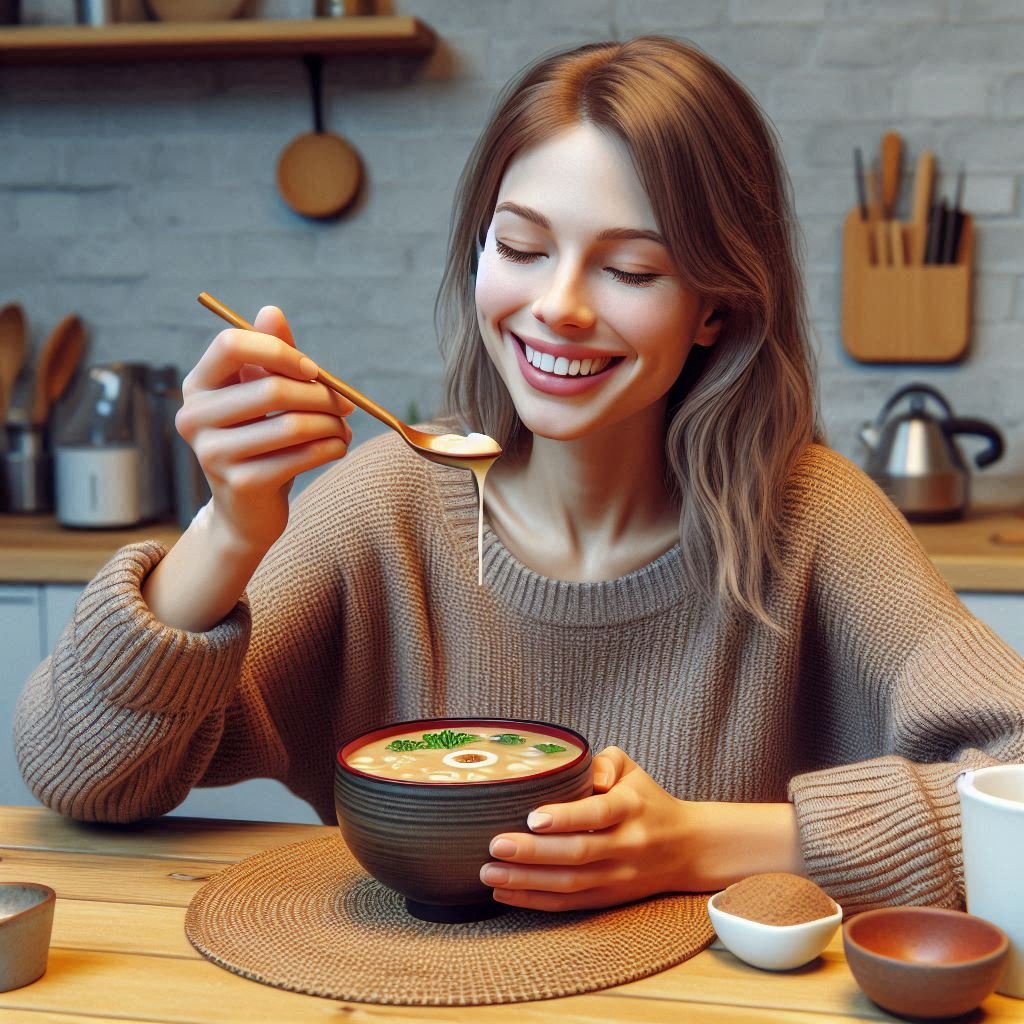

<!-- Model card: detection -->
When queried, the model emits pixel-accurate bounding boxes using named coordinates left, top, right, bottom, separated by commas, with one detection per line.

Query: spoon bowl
left=197, top=292, right=501, bottom=470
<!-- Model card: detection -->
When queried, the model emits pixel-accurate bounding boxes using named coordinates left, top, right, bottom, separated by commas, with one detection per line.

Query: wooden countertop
left=1, top=505, right=1024, bottom=591
left=0, top=514, right=181, bottom=584
left=4, top=805, right=1022, bottom=1022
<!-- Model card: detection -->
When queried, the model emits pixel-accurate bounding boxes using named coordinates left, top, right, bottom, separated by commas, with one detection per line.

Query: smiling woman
left=13, top=36, right=1024, bottom=931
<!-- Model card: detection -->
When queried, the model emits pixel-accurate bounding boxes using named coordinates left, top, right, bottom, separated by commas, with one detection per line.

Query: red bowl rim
left=843, top=906, right=1010, bottom=967
left=336, top=717, right=590, bottom=787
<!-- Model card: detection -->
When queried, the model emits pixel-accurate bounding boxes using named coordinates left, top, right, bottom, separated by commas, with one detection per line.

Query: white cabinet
left=0, top=586, right=45, bottom=807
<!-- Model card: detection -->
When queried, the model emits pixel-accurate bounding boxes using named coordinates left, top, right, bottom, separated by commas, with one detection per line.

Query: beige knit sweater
left=13, top=435, right=1024, bottom=912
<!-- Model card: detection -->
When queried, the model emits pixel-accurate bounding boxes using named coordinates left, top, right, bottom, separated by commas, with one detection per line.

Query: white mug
left=957, top=764, right=1024, bottom=998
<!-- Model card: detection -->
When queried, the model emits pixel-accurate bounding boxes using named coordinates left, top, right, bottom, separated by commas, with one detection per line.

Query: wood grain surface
left=2, top=806, right=1023, bottom=1023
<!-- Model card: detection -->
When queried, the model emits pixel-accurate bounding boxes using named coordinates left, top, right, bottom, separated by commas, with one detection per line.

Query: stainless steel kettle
left=859, top=383, right=1004, bottom=521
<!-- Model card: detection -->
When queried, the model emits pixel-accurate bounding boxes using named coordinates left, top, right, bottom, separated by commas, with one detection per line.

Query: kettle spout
left=859, top=424, right=879, bottom=451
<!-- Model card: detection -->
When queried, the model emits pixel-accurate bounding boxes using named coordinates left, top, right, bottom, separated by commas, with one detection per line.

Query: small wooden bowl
left=335, top=718, right=592, bottom=923
left=843, top=906, right=1009, bottom=1018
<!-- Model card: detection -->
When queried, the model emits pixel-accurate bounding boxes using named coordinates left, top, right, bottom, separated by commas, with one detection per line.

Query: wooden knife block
left=841, top=208, right=973, bottom=363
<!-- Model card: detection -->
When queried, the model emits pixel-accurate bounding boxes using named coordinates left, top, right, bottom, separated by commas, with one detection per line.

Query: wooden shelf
left=0, top=16, right=436, bottom=65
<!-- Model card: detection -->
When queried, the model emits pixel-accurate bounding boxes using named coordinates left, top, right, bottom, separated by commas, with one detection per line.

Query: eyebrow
left=493, top=202, right=666, bottom=246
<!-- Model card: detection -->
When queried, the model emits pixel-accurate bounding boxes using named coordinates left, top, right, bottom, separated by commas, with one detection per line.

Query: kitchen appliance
left=53, top=362, right=176, bottom=528
left=859, top=383, right=1004, bottom=521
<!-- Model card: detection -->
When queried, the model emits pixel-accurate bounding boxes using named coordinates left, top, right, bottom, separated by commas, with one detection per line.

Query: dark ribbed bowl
left=335, top=718, right=592, bottom=923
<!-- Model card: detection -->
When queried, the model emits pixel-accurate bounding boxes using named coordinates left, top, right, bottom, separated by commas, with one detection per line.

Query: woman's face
left=475, top=122, right=719, bottom=443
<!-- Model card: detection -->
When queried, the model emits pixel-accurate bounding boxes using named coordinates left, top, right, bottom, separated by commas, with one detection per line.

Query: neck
left=486, top=404, right=680, bottom=582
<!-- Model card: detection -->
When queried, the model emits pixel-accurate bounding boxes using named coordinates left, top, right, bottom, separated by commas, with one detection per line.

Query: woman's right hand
left=175, top=304, right=354, bottom=558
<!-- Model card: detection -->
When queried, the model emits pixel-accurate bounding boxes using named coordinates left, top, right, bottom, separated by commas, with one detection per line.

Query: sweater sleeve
left=12, top=540, right=252, bottom=823
left=785, top=452, right=1024, bottom=912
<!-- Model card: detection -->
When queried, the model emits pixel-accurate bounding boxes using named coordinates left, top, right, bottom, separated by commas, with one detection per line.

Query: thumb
left=252, top=304, right=296, bottom=349
left=593, top=745, right=633, bottom=792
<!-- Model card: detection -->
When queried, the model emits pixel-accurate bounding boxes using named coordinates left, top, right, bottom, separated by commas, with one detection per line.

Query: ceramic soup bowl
left=335, top=717, right=592, bottom=922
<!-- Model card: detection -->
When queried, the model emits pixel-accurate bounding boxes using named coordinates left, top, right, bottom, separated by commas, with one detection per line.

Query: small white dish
left=708, top=888, right=843, bottom=971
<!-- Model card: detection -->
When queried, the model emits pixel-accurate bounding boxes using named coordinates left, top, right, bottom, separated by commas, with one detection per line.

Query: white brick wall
left=4, top=0, right=1024, bottom=484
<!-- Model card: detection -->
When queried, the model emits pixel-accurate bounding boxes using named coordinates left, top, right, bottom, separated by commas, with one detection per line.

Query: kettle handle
left=874, top=382, right=953, bottom=425
left=943, top=417, right=1005, bottom=469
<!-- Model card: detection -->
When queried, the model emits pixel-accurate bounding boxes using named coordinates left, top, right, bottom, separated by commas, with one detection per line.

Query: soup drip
left=431, top=432, right=501, bottom=587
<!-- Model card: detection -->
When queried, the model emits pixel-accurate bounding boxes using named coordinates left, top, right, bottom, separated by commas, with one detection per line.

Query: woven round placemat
left=185, top=835, right=714, bottom=1006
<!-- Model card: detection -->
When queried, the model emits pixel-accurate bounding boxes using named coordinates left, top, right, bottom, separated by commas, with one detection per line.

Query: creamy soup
left=346, top=726, right=583, bottom=783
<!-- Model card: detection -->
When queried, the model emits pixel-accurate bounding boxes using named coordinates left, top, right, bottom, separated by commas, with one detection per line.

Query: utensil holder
left=2, top=426, right=52, bottom=514
left=840, top=208, right=973, bottom=364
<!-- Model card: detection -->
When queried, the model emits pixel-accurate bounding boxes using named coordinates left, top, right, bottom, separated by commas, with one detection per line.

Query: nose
left=531, top=262, right=596, bottom=331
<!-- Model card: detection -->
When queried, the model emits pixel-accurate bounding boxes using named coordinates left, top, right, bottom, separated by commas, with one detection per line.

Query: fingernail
left=527, top=811, right=553, bottom=831
left=490, top=838, right=517, bottom=858
left=298, top=356, right=319, bottom=380
left=481, top=865, right=509, bottom=886
left=594, top=772, right=610, bottom=788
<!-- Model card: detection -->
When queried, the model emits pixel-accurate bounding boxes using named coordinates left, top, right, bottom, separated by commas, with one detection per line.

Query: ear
left=693, top=306, right=725, bottom=348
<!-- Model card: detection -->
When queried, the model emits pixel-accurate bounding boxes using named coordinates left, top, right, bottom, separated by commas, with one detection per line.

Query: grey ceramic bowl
left=335, top=717, right=592, bottom=922
left=0, top=883, right=56, bottom=993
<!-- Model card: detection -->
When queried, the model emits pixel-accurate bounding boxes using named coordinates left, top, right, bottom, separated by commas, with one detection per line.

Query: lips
left=509, top=333, right=621, bottom=397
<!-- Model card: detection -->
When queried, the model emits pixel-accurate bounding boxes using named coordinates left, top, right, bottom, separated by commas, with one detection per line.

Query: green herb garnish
left=533, top=743, right=567, bottom=754
left=493, top=733, right=526, bottom=745
left=385, top=739, right=426, bottom=752
left=422, top=730, right=481, bottom=749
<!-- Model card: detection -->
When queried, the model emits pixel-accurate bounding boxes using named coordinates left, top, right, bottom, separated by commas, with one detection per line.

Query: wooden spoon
left=879, top=130, right=903, bottom=220
left=197, top=292, right=501, bottom=468
left=0, top=303, right=27, bottom=427
left=276, top=55, right=362, bottom=220
left=8, top=314, right=87, bottom=427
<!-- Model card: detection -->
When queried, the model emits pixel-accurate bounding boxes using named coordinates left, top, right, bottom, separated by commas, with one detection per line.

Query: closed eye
left=495, top=239, right=542, bottom=264
left=607, top=268, right=659, bottom=287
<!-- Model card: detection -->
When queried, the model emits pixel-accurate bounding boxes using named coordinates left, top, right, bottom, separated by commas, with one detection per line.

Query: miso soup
left=345, top=725, right=583, bottom=783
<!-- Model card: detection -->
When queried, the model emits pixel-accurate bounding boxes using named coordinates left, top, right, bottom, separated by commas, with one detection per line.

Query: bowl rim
left=336, top=717, right=591, bottom=787
left=842, top=906, right=1010, bottom=967
left=0, top=882, right=56, bottom=927
left=708, top=888, right=843, bottom=930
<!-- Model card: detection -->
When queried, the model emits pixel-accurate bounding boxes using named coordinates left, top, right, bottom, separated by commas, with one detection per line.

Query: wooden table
left=2, top=807, right=1022, bottom=1023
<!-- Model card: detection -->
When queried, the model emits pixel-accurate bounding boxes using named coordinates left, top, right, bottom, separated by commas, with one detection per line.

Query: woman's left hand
left=481, top=746, right=806, bottom=911
left=479, top=746, right=697, bottom=911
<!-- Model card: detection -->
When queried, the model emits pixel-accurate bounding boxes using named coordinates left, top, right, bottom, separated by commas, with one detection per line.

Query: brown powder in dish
left=715, top=872, right=836, bottom=926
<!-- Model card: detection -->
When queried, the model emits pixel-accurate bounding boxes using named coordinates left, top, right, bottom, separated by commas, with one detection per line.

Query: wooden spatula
left=0, top=303, right=27, bottom=427
left=879, top=131, right=903, bottom=220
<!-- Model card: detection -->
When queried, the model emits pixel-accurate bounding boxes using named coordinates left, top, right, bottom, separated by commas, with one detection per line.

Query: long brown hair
left=435, top=36, right=820, bottom=626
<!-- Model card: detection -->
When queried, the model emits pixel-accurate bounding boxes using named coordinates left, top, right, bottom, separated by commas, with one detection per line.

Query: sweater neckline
left=431, top=458, right=689, bottom=628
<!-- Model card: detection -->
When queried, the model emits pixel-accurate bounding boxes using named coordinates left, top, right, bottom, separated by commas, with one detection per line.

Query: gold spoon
left=196, top=292, right=501, bottom=469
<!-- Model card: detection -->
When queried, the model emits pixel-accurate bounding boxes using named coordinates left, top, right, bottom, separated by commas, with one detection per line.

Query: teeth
left=523, top=342, right=611, bottom=378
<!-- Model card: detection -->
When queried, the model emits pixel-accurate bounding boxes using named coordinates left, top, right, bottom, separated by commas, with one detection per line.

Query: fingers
left=195, top=412, right=350, bottom=466
left=177, top=375, right=353, bottom=437
left=185, top=328, right=319, bottom=395
left=252, top=304, right=296, bottom=348
left=481, top=859, right=636, bottom=896
left=222, top=436, right=349, bottom=495
left=526, top=785, right=638, bottom=836
left=593, top=745, right=631, bottom=791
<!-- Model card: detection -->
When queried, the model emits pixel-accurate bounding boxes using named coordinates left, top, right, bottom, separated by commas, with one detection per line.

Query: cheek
left=475, top=257, right=531, bottom=325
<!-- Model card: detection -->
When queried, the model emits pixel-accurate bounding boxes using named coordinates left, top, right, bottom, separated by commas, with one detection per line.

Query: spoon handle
left=196, top=292, right=403, bottom=434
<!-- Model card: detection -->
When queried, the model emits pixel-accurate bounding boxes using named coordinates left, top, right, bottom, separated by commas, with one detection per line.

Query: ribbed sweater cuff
left=788, top=755, right=962, bottom=913
left=73, top=541, right=251, bottom=718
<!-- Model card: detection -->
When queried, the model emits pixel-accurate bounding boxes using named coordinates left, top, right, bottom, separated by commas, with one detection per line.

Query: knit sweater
left=13, top=434, right=1024, bottom=912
